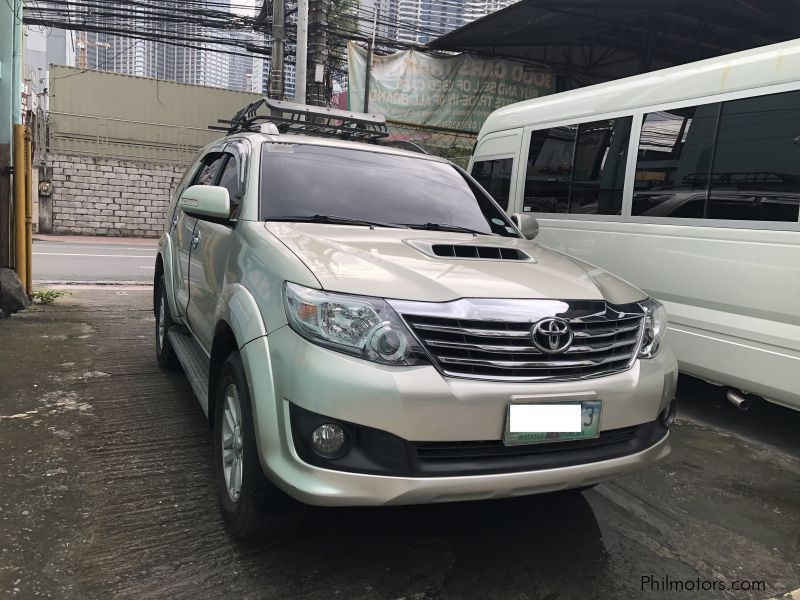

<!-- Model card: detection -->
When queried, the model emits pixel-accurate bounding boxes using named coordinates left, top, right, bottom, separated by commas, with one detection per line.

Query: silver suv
left=154, top=100, right=678, bottom=538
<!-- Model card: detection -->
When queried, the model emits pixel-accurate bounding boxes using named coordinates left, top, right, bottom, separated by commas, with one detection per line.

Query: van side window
left=633, top=105, right=718, bottom=218
left=471, top=158, right=513, bottom=210
left=707, top=91, right=800, bottom=222
left=523, top=125, right=575, bottom=213
left=523, top=117, right=631, bottom=215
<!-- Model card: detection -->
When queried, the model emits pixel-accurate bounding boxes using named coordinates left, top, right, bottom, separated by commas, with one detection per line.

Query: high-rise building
left=56, top=0, right=273, bottom=92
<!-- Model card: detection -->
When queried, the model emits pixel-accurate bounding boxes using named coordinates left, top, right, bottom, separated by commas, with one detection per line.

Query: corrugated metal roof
left=428, top=0, right=800, bottom=89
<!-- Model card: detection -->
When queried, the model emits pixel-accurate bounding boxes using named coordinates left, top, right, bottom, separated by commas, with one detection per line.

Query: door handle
left=191, top=231, right=200, bottom=249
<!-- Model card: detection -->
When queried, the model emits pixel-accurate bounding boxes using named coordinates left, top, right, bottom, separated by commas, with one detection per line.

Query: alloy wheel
left=221, top=384, right=244, bottom=502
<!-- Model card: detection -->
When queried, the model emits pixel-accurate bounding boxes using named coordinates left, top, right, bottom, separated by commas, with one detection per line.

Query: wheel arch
left=209, top=321, right=239, bottom=429
left=209, top=283, right=269, bottom=429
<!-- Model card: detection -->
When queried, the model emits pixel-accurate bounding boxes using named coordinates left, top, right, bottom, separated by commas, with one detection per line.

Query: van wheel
left=155, top=275, right=178, bottom=369
left=214, top=352, right=303, bottom=539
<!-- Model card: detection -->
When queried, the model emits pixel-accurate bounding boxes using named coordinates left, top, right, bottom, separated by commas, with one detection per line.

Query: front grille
left=415, top=426, right=639, bottom=461
left=403, top=312, right=643, bottom=382
left=409, top=422, right=665, bottom=476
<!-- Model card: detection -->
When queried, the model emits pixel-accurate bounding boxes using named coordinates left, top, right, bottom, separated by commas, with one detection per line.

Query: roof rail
left=210, top=98, right=390, bottom=142
left=377, top=139, right=429, bottom=154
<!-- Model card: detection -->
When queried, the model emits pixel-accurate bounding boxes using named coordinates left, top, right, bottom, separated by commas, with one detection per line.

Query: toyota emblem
left=531, top=318, right=573, bottom=353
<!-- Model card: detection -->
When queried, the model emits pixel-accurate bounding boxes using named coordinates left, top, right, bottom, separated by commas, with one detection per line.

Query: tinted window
left=194, top=153, right=226, bottom=186
left=633, top=104, right=718, bottom=218
left=260, top=144, right=518, bottom=237
left=471, top=158, right=513, bottom=210
left=523, top=117, right=631, bottom=215
left=523, top=125, right=575, bottom=213
left=707, top=91, right=800, bottom=222
left=571, top=118, right=631, bottom=215
left=216, top=154, right=241, bottom=218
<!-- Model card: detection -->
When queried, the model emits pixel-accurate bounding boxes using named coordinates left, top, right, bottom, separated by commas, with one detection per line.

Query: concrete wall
left=46, top=153, right=183, bottom=238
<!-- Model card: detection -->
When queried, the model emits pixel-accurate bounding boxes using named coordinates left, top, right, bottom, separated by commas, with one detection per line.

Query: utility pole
left=306, top=0, right=328, bottom=106
left=294, top=0, right=308, bottom=104
left=269, top=0, right=285, bottom=100
left=363, top=5, right=377, bottom=112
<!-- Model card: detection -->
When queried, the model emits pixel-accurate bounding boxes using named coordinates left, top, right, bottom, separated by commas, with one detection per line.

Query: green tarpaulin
left=348, top=42, right=554, bottom=133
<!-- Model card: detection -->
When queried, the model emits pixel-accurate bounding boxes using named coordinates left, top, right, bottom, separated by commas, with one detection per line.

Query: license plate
left=503, top=400, right=602, bottom=446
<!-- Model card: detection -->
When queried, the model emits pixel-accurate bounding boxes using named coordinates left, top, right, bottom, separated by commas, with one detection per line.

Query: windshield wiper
left=401, top=222, right=487, bottom=235
left=267, top=214, right=410, bottom=229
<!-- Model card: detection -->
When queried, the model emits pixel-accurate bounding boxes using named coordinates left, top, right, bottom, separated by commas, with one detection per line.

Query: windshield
left=259, top=144, right=519, bottom=237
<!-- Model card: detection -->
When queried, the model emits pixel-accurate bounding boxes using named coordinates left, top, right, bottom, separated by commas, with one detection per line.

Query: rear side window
left=471, top=158, right=513, bottom=210
left=523, top=117, right=631, bottom=215
left=633, top=105, right=718, bottom=218
left=707, top=91, right=800, bottom=222
left=633, top=91, right=800, bottom=223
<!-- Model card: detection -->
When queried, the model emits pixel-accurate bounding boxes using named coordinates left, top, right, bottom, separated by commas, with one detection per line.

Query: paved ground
left=32, top=235, right=158, bottom=284
left=1, top=288, right=799, bottom=600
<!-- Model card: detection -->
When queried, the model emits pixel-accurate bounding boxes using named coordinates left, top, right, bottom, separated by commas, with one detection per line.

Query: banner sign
left=348, top=42, right=554, bottom=133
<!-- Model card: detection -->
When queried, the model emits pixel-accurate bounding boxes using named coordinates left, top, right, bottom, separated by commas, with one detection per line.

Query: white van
left=471, top=39, right=800, bottom=411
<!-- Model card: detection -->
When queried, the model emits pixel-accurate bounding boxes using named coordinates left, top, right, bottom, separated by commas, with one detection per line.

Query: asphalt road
left=1, top=288, right=798, bottom=600
left=32, top=235, right=158, bottom=284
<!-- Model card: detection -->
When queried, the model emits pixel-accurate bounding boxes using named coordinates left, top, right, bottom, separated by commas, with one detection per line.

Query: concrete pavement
left=0, top=288, right=798, bottom=600
left=32, top=235, right=158, bottom=284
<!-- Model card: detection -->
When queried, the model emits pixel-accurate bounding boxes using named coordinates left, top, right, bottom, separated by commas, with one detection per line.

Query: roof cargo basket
left=210, top=98, right=390, bottom=142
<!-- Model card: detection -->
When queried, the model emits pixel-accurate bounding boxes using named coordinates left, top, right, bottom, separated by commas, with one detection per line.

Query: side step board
left=168, top=328, right=210, bottom=416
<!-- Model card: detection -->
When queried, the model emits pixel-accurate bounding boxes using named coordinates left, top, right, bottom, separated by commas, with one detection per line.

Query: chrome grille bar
left=395, top=298, right=645, bottom=383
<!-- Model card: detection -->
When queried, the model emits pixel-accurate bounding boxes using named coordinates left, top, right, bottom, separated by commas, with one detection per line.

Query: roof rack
left=210, top=98, right=390, bottom=142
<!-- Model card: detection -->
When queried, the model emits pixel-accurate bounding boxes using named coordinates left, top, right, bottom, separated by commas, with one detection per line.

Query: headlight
left=638, top=298, right=667, bottom=359
left=283, top=282, right=428, bottom=366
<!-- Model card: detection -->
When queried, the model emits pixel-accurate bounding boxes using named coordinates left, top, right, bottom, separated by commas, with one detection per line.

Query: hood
left=265, top=222, right=646, bottom=305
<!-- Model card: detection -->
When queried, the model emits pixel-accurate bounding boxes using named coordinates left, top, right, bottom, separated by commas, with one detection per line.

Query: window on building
left=523, top=117, right=631, bottom=215
left=632, top=104, right=718, bottom=218
left=706, top=91, right=800, bottom=222
left=471, top=158, right=514, bottom=210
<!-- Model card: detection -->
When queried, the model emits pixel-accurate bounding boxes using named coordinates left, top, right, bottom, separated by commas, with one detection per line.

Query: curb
left=35, top=280, right=153, bottom=287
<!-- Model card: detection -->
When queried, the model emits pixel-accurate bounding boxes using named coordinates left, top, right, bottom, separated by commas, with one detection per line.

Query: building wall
left=46, top=153, right=184, bottom=238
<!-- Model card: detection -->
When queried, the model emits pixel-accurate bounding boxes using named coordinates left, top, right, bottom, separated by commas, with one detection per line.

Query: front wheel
left=213, top=352, right=303, bottom=538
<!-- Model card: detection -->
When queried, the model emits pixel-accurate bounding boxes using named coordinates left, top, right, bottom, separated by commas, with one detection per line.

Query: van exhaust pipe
left=726, top=390, right=750, bottom=412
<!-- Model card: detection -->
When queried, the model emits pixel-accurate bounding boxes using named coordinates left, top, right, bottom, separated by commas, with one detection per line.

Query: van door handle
left=191, top=231, right=200, bottom=249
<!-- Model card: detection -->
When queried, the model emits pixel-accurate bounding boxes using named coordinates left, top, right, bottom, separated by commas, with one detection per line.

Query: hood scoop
left=406, top=240, right=535, bottom=262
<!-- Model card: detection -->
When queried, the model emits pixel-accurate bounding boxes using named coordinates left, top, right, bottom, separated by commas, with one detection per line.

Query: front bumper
left=241, top=326, right=678, bottom=506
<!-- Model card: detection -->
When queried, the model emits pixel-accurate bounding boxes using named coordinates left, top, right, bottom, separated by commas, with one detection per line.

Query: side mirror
left=511, top=213, right=539, bottom=240
left=179, top=185, right=230, bottom=220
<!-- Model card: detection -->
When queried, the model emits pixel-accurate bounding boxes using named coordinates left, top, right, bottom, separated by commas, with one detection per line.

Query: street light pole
left=269, top=0, right=285, bottom=99
left=295, top=0, right=308, bottom=104
left=363, top=6, right=377, bottom=112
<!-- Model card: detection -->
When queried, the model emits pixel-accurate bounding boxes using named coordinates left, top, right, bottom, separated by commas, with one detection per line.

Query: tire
left=155, top=275, right=178, bottom=369
left=213, top=351, right=303, bottom=539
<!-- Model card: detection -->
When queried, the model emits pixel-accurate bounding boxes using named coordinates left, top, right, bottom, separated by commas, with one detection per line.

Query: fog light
left=661, top=400, right=677, bottom=428
left=311, top=423, right=346, bottom=457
